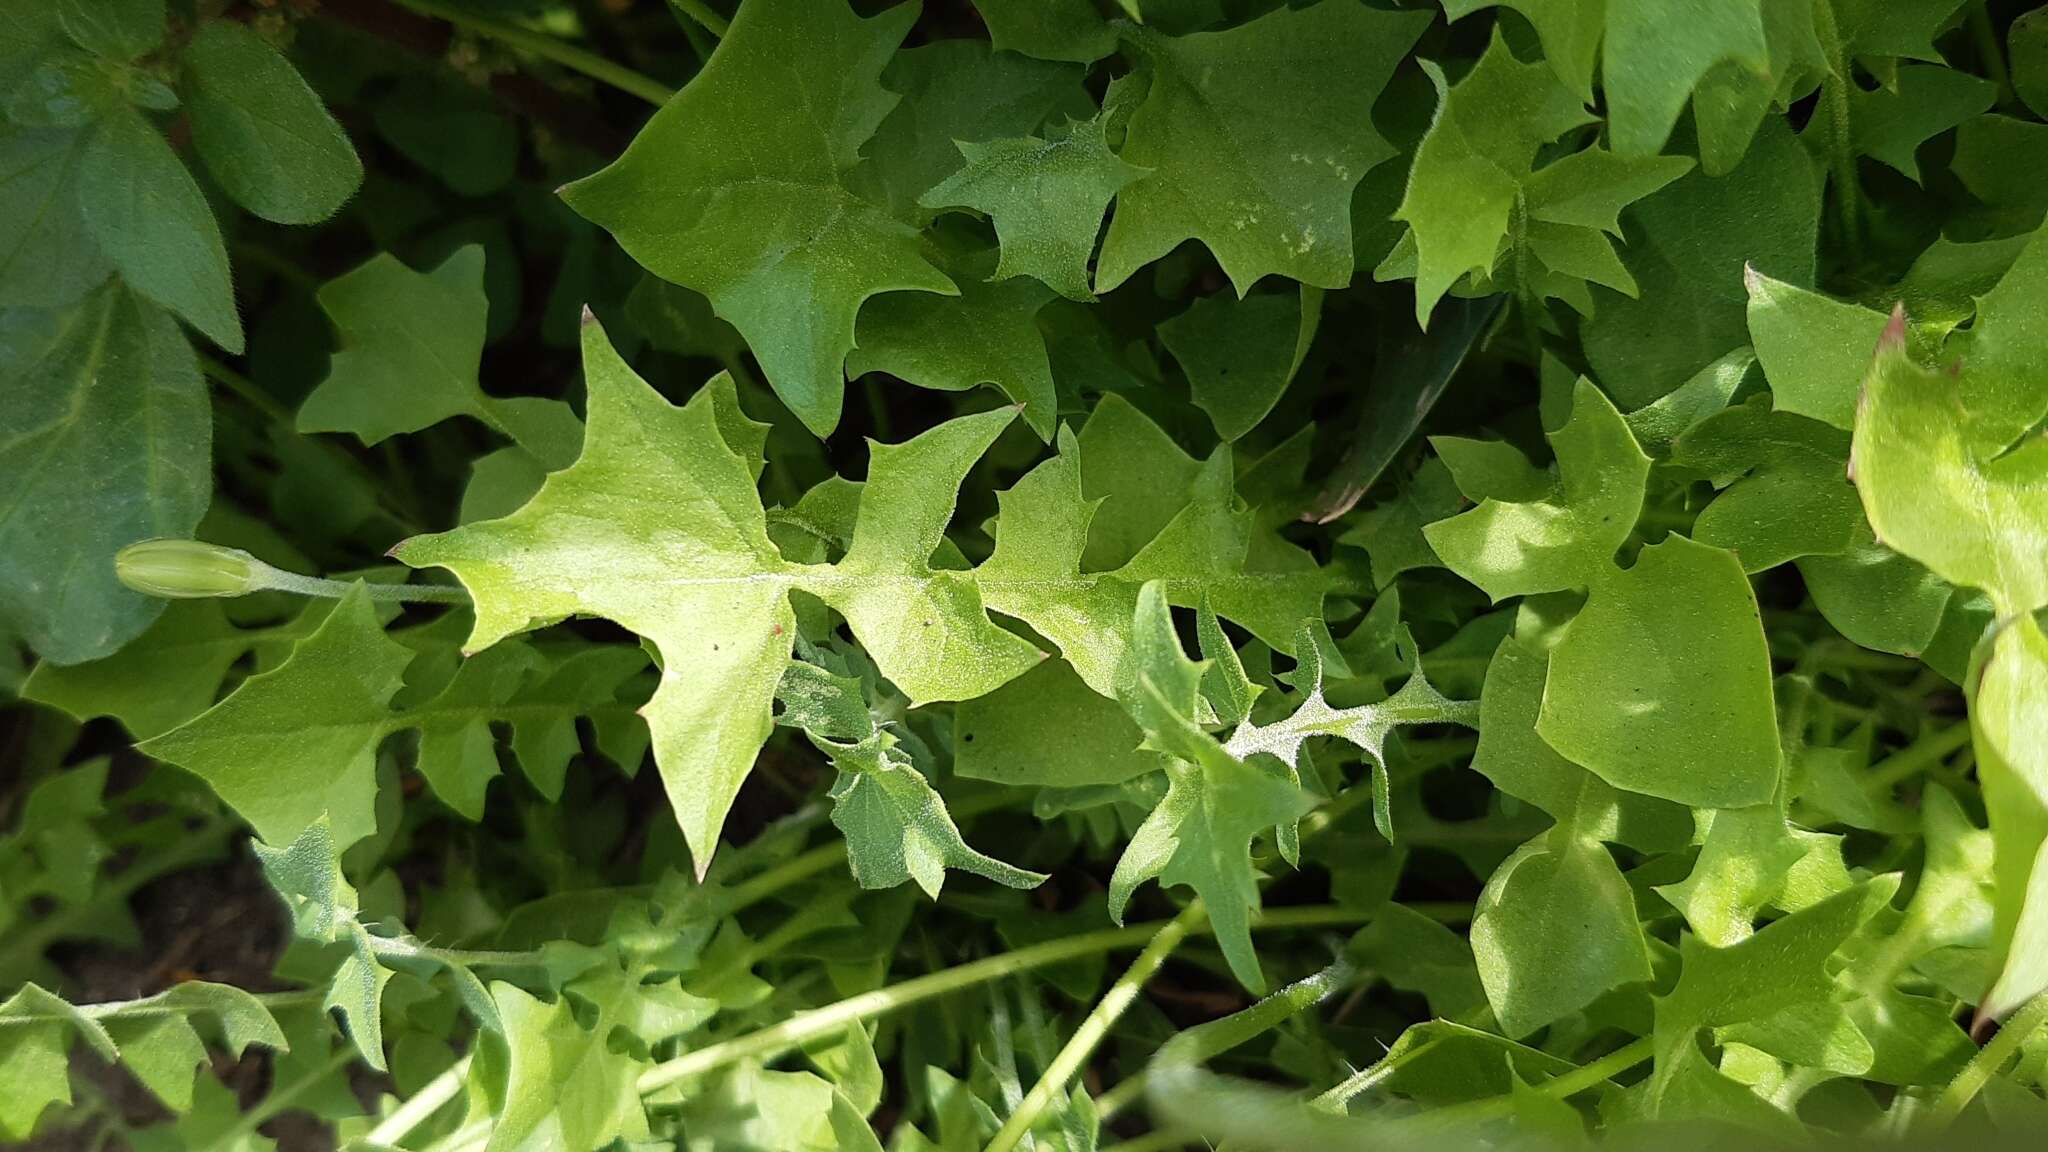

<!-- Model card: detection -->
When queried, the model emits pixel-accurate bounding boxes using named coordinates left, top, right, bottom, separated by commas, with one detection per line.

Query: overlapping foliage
left=5, top=0, right=2048, bottom=1148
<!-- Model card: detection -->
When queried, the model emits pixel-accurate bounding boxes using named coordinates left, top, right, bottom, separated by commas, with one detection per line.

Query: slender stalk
left=1866, top=723, right=1974, bottom=792
left=258, top=566, right=471, bottom=605
left=635, top=904, right=1374, bottom=1095
left=1387, top=1036, right=1654, bottom=1132
left=359, top=1054, right=472, bottom=1149
left=1927, top=993, right=2048, bottom=1129
left=387, top=0, right=675, bottom=105
left=198, top=357, right=424, bottom=534
left=198, top=1048, right=357, bottom=1152
left=668, top=0, right=731, bottom=37
left=1969, top=0, right=2016, bottom=109
left=1811, top=0, right=1860, bottom=249
left=986, top=901, right=1209, bottom=1152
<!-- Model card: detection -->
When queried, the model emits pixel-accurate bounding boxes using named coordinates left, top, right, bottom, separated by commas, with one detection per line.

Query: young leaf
left=0, top=285, right=208, bottom=665
left=180, top=22, right=361, bottom=225
left=1158, top=285, right=1321, bottom=441
left=398, top=319, right=1041, bottom=875
left=777, top=659, right=1045, bottom=898
left=138, top=586, right=404, bottom=847
left=561, top=0, right=954, bottom=436
left=1424, top=378, right=1649, bottom=600
left=1393, top=30, right=1591, bottom=323
left=1537, top=535, right=1780, bottom=809
left=847, top=249, right=1059, bottom=439
left=921, top=111, right=1144, bottom=302
left=1093, top=0, right=1430, bottom=294
left=297, top=247, right=578, bottom=464
left=1107, top=582, right=1316, bottom=993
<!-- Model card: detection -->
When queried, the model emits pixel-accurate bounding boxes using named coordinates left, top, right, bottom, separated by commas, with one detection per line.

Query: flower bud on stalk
left=116, top=539, right=271, bottom=598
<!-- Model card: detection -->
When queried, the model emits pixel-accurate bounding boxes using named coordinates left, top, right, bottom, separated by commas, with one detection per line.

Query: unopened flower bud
left=116, top=539, right=267, bottom=599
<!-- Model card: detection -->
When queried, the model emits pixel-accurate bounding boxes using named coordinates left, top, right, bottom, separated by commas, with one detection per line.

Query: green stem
left=1389, top=1035, right=1654, bottom=1132
left=359, top=1054, right=472, bottom=1149
left=1927, top=993, right=2048, bottom=1129
left=1866, top=723, right=1974, bottom=792
left=1811, top=0, right=1861, bottom=250
left=986, top=901, right=1208, bottom=1152
left=197, top=1047, right=357, bottom=1152
left=258, top=567, right=470, bottom=605
left=634, top=904, right=1374, bottom=1095
left=387, top=0, right=675, bottom=105
left=667, top=0, right=730, bottom=37
left=1969, top=0, right=2016, bottom=109
left=198, top=354, right=293, bottom=425
left=198, top=358, right=425, bottom=534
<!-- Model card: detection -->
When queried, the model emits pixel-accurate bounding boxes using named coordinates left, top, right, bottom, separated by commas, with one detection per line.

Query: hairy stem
left=1928, top=993, right=2048, bottom=1129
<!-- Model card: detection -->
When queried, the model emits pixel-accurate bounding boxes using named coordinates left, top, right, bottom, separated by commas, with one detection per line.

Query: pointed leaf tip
left=1878, top=303, right=1909, bottom=355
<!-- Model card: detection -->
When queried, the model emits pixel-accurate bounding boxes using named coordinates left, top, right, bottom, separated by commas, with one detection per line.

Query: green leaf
left=1107, top=582, right=1316, bottom=993
left=1471, top=638, right=1692, bottom=854
left=139, top=585, right=406, bottom=848
left=777, top=659, right=1044, bottom=898
left=1834, top=64, right=1995, bottom=185
left=1604, top=0, right=1767, bottom=158
left=1584, top=118, right=1819, bottom=407
left=1392, top=30, right=1593, bottom=323
left=255, top=821, right=500, bottom=1071
left=54, top=0, right=160, bottom=60
left=298, top=246, right=579, bottom=463
left=1744, top=265, right=1891, bottom=431
left=1094, top=1, right=1430, bottom=294
left=921, top=110, right=1144, bottom=302
left=1159, top=285, right=1321, bottom=441
left=1654, top=805, right=1817, bottom=946
left=485, top=980, right=648, bottom=1152
left=181, top=22, right=361, bottom=225
left=560, top=0, right=954, bottom=436
left=22, top=599, right=329, bottom=739
left=1472, top=827, right=1652, bottom=1038
left=978, top=422, right=1344, bottom=697
left=1648, top=879, right=1893, bottom=1110
left=0, top=126, right=111, bottom=309
left=2015, top=8, right=2048, bottom=119
left=848, top=249, right=1059, bottom=439
left=955, top=658, right=1165, bottom=789
left=76, top=106, right=241, bottom=352
left=970, top=0, right=1116, bottom=64
left=851, top=38, right=1091, bottom=222
left=370, top=73, right=514, bottom=198
left=0, top=980, right=286, bottom=1128
left=1424, top=378, right=1649, bottom=600
left=1538, top=534, right=1780, bottom=809
left=398, top=319, right=1040, bottom=874
left=0, top=285, right=208, bottom=665
left=1338, top=457, right=1463, bottom=589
